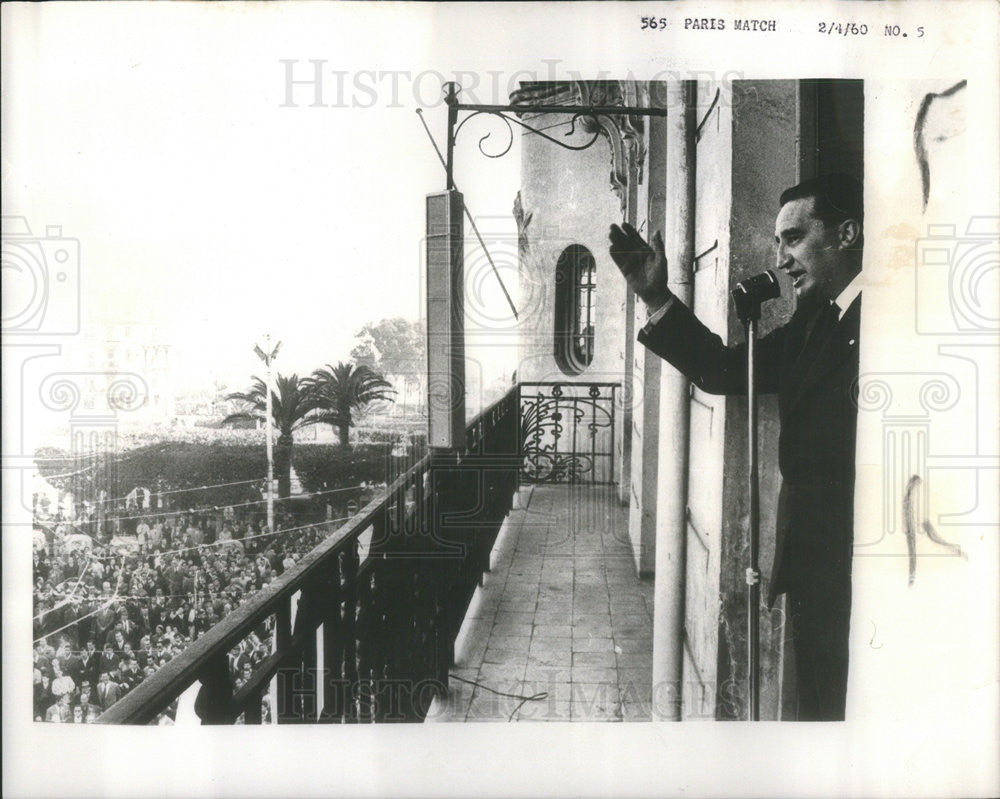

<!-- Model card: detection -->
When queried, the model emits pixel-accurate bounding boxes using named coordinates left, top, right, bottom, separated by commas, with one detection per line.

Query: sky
left=3, top=3, right=522, bottom=395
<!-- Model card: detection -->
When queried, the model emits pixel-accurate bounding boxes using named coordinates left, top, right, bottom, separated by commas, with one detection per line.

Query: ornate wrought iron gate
left=518, top=382, right=618, bottom=485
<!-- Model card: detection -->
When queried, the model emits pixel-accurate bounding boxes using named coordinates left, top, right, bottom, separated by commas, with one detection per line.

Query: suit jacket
left=638, top=294, right=861, bottom=609
left=98, top=650, right=119, bottom=676
left=45, top=702, right=72, bottom=723
left=118, top=618, right=140, bottom=649
left=97, top=680, right=121, bottom=711
left=79, top=651, right=100, bottom=687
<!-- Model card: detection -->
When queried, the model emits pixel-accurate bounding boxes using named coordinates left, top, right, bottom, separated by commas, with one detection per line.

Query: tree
left=221, top=374, right=328, bottom=498
left=350, top=318, right=425, bottom=379
left=308, top=363, right=396, bottom=449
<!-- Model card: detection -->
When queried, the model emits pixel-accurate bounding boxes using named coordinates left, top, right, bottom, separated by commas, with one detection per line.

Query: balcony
left=426, top=483, right=653, bottom=722
left=97, top=381, right=649, bottom=725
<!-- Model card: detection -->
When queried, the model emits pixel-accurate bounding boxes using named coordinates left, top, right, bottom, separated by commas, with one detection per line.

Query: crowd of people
left=32, top=482, right=371, bottom=723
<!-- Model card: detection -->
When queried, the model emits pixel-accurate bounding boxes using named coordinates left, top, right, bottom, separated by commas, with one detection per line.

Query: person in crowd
left=80, top=639, right=100, bottom=687
left=120, top=657, right=143, bottom=694
left=34, top=669, right=53, bottom=719
left=93, top=593, right=118, bottom=644
left=98, top=640, right=119, bottom=677
left=45, top=693, right=72, bottom=723
left=117, top=609, right=139, bottom=648
left=96, top=671, right=121, bottom=712
left=60, top=631, right=85, bottom=679
left=136, top=516, right=150, bottom=551
left=78, top=680, right=103, bottom=718
left=50, top=659, right=76, bottom=699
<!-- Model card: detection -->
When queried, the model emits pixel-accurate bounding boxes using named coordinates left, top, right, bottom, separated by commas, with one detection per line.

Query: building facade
left=514, top=78, right=864, bottom=719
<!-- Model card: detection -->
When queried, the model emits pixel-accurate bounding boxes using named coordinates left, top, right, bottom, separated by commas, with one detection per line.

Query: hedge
left=34, top=441, right=412, bottom=512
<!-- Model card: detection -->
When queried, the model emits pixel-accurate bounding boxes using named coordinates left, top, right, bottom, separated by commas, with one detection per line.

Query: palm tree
left=222, top=373, right=329, bottom=498
left=308, top=362, right=396, bottom=448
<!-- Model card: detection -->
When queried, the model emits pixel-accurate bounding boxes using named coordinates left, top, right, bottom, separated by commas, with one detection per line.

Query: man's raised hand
left=608, top=223, right=672, bottom=309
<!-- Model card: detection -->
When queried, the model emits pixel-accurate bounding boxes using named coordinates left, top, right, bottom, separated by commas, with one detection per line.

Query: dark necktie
left=794, top=300, right=840, bottom=373
left=812, top=300, right=840, bottom=347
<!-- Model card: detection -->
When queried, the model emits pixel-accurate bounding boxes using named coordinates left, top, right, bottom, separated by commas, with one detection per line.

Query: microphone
left=734, top=270, right=780, bottom=301
left=732, top=269, right=780, bottom=321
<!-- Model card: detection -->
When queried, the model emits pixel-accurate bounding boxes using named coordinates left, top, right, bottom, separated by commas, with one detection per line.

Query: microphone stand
left=732, top=273, right=779, bottom=722
left=744, top=309, right=761, bottom=722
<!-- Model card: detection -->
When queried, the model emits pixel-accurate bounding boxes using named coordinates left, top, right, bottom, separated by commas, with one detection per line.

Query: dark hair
left=779, top=173, right=863, bottom=228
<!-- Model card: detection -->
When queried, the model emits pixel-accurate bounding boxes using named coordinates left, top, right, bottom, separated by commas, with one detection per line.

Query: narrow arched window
left=554, top=245, right=596, bottom=375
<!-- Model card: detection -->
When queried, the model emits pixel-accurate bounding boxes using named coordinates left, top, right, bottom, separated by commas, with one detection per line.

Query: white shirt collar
left=833, top=271, right=863, bottom=320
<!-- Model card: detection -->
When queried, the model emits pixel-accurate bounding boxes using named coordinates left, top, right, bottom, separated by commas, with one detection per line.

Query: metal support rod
left=746, top=319, right=761, bottom=721
left=444, top=82, right=458, bottom=189
left=451, top=101, right=669, bottom=117
left=264, top=334, right=275, bottom=532
left=254, top=335, right=282, bottom=532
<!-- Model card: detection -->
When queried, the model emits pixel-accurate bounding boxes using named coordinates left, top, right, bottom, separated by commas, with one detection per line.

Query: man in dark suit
left=609, top=173, right=863, bottom=721
left=80, top=639, right=101, bottom=688
left=96, top=670, right=121, bottom=712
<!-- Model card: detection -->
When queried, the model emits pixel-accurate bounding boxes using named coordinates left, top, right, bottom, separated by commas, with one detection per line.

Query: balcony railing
left=519, top=382, right=618, bottom=484
left=96, top=381, right=617, bottom=724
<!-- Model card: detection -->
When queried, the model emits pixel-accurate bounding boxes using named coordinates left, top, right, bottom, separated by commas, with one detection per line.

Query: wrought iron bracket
left=441, top=81, right=668, bottom=190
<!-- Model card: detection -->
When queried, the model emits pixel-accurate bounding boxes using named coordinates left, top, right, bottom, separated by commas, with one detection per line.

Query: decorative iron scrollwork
left=452, top=109, right=604, bottom=159
left=519, top=382, right=617, bottom=484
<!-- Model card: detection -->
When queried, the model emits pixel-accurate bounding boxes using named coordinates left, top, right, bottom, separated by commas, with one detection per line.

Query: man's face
left=774, top=197, right=857, bottom=302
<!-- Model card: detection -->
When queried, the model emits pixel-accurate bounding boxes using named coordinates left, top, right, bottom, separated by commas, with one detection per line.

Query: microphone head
left=734, top=270, right=781, bottom=302
left=731, top=269, right=781, bottom=321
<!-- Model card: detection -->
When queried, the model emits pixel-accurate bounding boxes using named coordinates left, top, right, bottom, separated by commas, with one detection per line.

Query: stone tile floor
left=426, top=483, right=654, bottom=723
